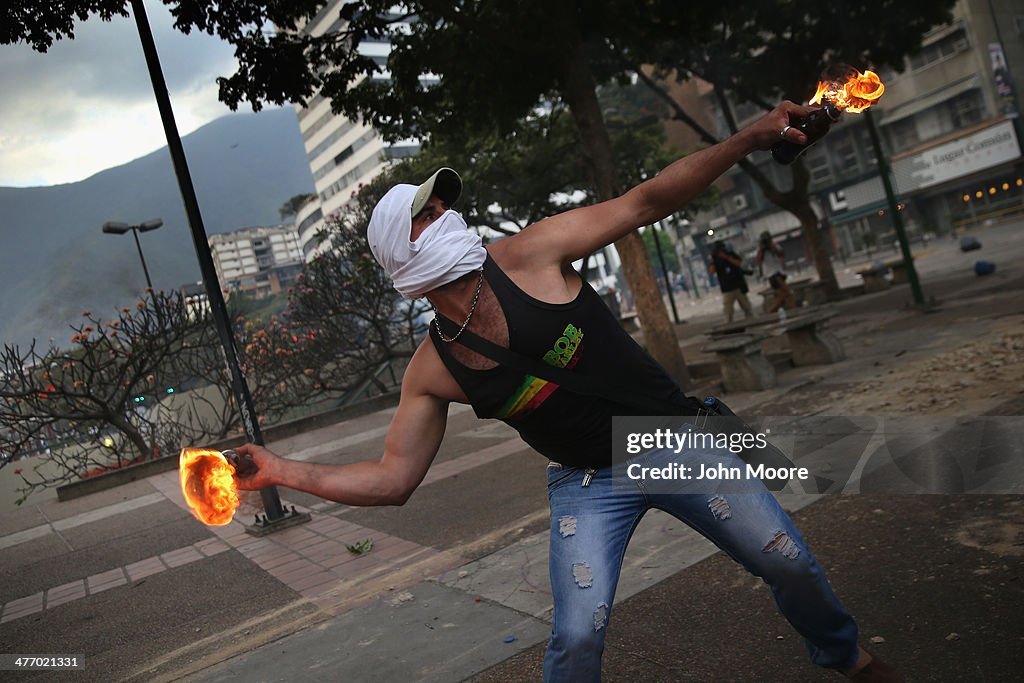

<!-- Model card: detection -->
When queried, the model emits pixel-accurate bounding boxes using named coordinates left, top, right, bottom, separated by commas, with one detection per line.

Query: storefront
left=828, top=117, right=1022, bottom=245
left=894, top=117, right=1023, bottom=233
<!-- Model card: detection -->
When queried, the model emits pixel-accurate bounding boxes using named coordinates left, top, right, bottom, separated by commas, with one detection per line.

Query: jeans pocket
left=546, top=467, right=578, bottom=493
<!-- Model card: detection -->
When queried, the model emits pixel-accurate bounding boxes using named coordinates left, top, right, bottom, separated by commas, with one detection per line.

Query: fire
left=810, top=69, right=885, bottom=113
left=179, top=448, right=239, bottom=526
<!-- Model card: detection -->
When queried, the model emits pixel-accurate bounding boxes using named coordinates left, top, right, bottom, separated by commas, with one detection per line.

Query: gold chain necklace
left=431, top=268, right=485, bottom=343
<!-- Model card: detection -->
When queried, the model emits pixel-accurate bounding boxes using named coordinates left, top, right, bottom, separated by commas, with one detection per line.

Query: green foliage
left=278, top=192, right=317, bottom=221
left=641, top=228, right=680, bottom=276
left=643, top=1, right=956, bottom=106
left=366, top=81, right=687, bottom=237
left=226, top=289, right=289, bottom=324
left=1, top=0, right=129, bottom=52
left=346, top=538, right=373, bottom=555
left=384, top=108, right=587, bottom=234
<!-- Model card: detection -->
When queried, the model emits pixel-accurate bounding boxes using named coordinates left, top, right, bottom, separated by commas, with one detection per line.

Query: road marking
left=0, top=492, right=166, bottom=550
left=0, top=525, right=51, bottom=550
left=284, top=405, right=475, bottom=463
left=287, top=426, right=391, bottom=462
left=420, top=438, right=530, bottom=486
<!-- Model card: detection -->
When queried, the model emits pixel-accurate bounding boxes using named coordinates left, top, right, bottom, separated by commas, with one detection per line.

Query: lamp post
left=129, top=0, right=304, bottom=534
left=102, top=219, right=162, bottom=292
left=863, top=108, right=926, bottom=307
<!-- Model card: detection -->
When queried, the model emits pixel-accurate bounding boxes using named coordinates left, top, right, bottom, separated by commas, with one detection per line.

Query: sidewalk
left=1, top=225, right=1021, bottom=682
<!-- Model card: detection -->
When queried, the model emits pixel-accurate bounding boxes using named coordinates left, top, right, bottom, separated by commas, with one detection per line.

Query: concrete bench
left=855, top=263, right=891, bottom=293
left=708, top=313, right=780, bottom=338
left=886, top=257, right=912, bottom=285
left=619, top=312, right=640, bottom=333
left=701, top=333, right=777, bottom=392
left=758, top=277, right=819, bottom=312
left=792, top=279, right=829, bottom=306
left=769, top=309, right=845, bottom=366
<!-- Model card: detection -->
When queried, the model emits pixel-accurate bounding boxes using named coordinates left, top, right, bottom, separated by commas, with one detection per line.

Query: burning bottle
left=771, top=68, right=885, bottom=165
left=179, top=448, right=242, bottom=526
left=771, top=104, right=842, bottom=165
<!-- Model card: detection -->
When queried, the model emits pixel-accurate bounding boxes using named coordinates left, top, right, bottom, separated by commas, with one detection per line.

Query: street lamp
left=102, top=218, right=162, bottom=292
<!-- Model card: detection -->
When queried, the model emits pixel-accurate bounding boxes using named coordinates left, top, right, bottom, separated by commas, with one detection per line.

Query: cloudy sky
left=0, top=0, right=277, bottom=188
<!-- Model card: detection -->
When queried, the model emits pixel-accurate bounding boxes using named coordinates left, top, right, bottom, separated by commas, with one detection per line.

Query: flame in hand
left=179, top=448, right=240, bottom=526
left=810, top=68, right=885, bottom=113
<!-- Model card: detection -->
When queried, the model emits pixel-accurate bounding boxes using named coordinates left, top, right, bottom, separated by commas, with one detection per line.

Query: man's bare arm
left=503, top=101, right=813, bottom=268
left=233, top=349, right=450, bottom=506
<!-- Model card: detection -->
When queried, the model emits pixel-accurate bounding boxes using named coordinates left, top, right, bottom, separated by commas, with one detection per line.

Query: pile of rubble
left=838, top=324, right=1024, bottom=415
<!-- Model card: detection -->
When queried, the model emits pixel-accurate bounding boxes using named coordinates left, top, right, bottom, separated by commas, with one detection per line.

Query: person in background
left=709, top=240, right=753, bottom=323
left=757, top=231, right=796, bottom=314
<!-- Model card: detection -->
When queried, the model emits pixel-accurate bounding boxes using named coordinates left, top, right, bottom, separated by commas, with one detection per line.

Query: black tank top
left=429, top=254, right=697, bottom=467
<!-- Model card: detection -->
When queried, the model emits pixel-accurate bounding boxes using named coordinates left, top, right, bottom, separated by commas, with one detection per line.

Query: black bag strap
left=448, top=328, right=794, bottom=490
left=451, top=327, right=678, bottom=415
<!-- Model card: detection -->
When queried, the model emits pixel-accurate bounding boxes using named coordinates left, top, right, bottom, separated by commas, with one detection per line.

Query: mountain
left=0, top=108, right=315, bottom=351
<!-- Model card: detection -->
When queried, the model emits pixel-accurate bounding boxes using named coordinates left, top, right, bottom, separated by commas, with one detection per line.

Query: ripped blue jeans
left=543, top=443, right=859, bottom=682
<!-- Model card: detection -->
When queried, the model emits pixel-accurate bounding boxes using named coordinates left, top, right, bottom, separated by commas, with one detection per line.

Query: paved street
left=1, top=220, right=1022, bottom=681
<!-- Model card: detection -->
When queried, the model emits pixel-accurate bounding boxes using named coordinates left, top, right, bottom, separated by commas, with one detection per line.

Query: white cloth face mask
left=368, top=185, right=486, bottom=300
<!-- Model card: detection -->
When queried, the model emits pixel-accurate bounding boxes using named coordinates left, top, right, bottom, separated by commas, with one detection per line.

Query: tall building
left=292, top=1, right=418, bottom=261
left=685, top=0, right=1023, bottom=265
left=209, top=225, right=304, bottom=299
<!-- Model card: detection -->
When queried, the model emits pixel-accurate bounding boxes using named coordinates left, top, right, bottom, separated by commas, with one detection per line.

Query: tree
left=0, top=291, right=233, bottom=502
left=280, top=171, right=428, bottom=402
left=278, top=192, right=316, bottom=222
left=633, top=0, right=957, bottom=299
left=5, top=1, right=953, bottom=384
left=0, top=266, right=424, bottom=504
left=2, top=1, right=131, bottom=51
left=377, top=107, right=590, bottom=237
left=376, top=82, right=689, bottom=238
left=162, top=0, right=713, bottom=386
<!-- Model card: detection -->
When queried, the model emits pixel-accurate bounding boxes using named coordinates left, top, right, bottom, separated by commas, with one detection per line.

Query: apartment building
left=208, top=225, right=304, bottom=299
left=292, top=1, right=418, bottom=261
left=685, top=0, right=1023, bottom=264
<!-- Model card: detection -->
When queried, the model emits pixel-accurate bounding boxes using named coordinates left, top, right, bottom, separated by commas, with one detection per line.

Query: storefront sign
left=894, top=119, right=1021, bottom=191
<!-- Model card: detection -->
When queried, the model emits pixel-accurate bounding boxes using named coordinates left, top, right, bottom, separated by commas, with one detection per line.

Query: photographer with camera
left=709, top=240, right=754, bottom=323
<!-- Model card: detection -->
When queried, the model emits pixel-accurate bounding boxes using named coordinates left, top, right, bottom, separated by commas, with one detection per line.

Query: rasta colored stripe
left=496, top=375, right=558, bottom=419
